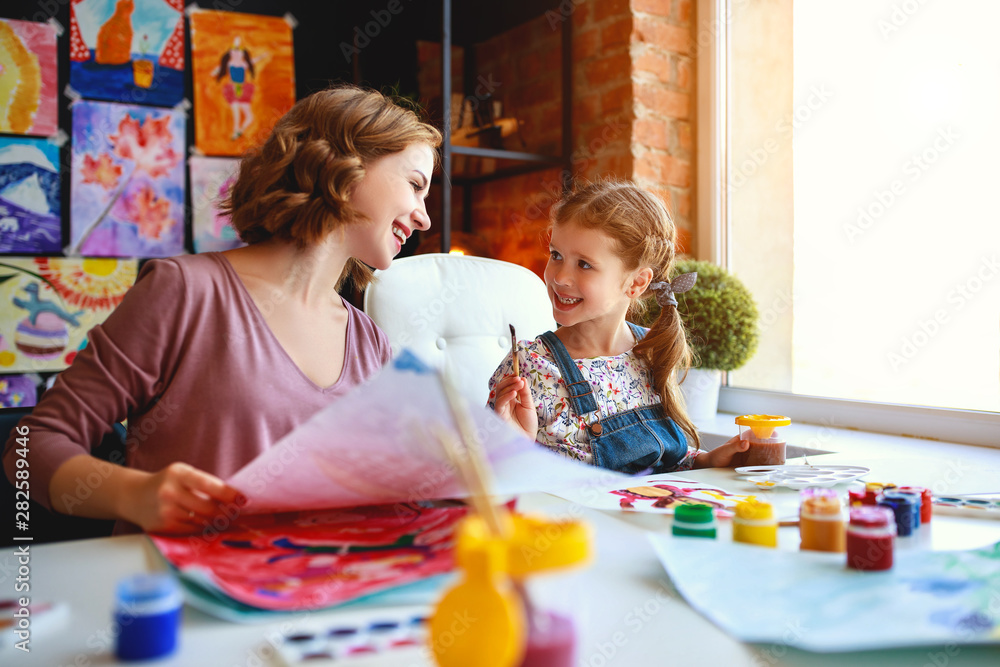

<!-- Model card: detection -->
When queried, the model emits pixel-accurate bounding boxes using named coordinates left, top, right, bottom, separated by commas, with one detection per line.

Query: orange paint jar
left=799, top=488, right=846, bottom=552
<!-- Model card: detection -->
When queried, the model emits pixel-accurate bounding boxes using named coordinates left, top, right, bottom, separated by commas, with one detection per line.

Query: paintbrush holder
left=730, top=414, right=791, bottom=466
left=429, top=513, right=591, bottom=667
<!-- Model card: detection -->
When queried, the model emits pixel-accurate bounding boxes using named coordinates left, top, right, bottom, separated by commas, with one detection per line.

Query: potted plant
left=634, top=259, right=760, bottom=420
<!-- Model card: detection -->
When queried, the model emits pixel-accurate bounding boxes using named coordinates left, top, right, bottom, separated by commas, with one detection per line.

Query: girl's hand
left=695, top=434, right=750, bottom=468
left=124, top=462, right=244, bottom=534
left=491, top=375, right=538, bottom=441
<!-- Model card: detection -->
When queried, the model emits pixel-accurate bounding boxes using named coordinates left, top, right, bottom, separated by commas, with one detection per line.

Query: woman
left=2, top=86, right=441, bottom=535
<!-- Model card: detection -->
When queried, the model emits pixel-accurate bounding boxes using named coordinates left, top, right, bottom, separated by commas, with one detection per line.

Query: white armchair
left=364, top=253, right=556, bottom=407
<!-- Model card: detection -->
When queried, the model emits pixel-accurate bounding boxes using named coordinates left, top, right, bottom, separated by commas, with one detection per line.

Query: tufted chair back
left=364, top=253, right=556, bottom=407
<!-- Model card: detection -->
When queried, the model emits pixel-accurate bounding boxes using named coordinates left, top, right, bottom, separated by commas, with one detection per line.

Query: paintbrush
left=437, top=374, right=508, bottom=537
left=436, top=372, right=544, bottom=625
left=509, top=323, right=519, bottom=377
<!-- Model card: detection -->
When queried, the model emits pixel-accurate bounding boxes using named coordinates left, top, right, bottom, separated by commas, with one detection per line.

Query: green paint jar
left=671, top=504, right=717, bottom=538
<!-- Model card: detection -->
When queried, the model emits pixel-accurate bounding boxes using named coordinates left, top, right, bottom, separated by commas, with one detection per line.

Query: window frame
left=694, top=0, right=1000, bottom=448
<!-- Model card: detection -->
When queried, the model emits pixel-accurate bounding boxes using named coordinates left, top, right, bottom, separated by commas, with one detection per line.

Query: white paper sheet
left=228, top=351, right=625, bottom=514
left=650, top=534, right=1000, bottom=651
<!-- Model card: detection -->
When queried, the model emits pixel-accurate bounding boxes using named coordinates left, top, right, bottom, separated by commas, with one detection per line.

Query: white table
left=5, top=459, right=1000, bottom=666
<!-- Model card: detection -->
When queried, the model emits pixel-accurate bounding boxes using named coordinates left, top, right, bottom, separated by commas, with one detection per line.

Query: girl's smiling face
left=544, top=220, right=639, bottom=329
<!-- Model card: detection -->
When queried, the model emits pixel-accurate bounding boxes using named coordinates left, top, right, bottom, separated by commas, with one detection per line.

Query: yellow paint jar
left=732, top=499, right=778, bottom=548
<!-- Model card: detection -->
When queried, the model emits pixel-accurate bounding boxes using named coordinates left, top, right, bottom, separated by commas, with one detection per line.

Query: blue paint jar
left=114, top=573, right=183, bottom=661
left=878, top=494, right=916, bottom=538
left=884, top=489, right=922, bottom=531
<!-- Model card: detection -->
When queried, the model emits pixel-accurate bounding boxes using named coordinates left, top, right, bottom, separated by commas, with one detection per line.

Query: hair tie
left=649, top=272, right=697, bottom=307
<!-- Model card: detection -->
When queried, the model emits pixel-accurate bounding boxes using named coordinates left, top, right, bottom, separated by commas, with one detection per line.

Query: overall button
left=588, top=422, right=603, bottom=436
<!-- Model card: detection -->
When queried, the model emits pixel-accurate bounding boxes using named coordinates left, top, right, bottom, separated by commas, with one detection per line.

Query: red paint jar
left=520, top=610, right=575, bottom=667
left=848, top=482, right=894, bottom=507
left=846, top=506, right=896, bottom=571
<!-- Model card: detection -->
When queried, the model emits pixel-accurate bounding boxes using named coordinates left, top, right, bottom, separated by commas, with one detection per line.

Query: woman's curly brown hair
left=221, top=85, right=441, bottom=289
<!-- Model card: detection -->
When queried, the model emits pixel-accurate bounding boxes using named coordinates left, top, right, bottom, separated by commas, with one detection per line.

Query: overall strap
left=539, top=331, right=599, bottom=416
left=627, top=321, right=648, bottom=342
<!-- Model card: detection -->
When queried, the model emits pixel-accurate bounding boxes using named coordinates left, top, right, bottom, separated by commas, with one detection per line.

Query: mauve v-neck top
left=2, top=253, right=390, bottom=526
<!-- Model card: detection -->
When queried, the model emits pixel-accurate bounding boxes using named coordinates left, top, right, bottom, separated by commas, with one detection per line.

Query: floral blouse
left=487, top=336, right=698, bottom=471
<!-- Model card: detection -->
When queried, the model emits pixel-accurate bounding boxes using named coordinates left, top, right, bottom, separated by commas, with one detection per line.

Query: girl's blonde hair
left=222, top=85, right=442, bottom=290
left=552, top=180, right=699, bottom=449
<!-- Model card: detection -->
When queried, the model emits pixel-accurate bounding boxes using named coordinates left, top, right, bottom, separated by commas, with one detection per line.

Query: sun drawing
left=33, top=257, right=137, bottom=311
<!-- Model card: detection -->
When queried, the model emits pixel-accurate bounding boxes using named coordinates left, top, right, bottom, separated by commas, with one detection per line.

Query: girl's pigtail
left=634, top=291, right=700, bottom=450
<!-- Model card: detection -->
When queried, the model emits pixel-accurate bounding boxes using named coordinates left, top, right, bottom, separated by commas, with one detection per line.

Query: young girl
left=2, top=86, right=440, bottom=535
left=489, top=180, right=747, bottom=472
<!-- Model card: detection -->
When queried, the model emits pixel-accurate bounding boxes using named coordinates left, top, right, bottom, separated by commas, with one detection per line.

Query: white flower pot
left=680, top=368, right=722, bottom=422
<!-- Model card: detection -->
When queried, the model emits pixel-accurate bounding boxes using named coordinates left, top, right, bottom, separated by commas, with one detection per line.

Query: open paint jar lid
left=735, top=414, right=791, bottom=440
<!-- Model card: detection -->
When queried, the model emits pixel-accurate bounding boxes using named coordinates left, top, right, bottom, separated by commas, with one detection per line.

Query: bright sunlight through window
left=727, top=0, right=1000, bottom=413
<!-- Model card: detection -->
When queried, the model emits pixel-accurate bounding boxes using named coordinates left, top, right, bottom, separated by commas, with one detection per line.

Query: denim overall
left=539, top=323, right=688, bottom=474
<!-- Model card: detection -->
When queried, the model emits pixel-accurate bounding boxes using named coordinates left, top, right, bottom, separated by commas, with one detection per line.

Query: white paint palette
left=735, top=464, right=870, bottom=489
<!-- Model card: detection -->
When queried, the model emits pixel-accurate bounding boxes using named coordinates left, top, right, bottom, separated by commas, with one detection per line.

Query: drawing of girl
left=211, top=36, right=268, bottom=141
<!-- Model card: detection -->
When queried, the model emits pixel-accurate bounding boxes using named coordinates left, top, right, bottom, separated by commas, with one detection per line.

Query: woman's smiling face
left=348, top=143, right=434, bottom=270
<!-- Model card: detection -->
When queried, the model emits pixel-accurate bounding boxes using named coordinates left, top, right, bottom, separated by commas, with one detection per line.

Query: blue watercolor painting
left=0, top=137, right=61, bottom=254
left=69, top=0, right=185, bottom=107
left=70, top=101, right=185, bottom=258
left=0, top=374, right=38, bottom=407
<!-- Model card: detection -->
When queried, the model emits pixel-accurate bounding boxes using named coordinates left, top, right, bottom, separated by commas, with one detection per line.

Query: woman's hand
left=491, top=375, right=538, bottom=441
left=123, top=462, right=244, bottom=535
left=694, top=434, right=750, bottom=469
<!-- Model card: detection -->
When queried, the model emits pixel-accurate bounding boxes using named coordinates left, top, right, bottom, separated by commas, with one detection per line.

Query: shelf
left=449, top=157, right=565, bottom=186
left=437, top=0, right=572, bottom=252
left=450, top=145, right=560, bottom=162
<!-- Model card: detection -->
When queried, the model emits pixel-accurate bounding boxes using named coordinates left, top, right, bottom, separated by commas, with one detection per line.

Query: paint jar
left=520, top=608, right=576, bottom=667
left=732, top=499, right=777, bottom=548
left=671, top=504, right=717, bottom=538
left=879, top=492, right=918, bottom=537
left=799, top=488, right=846, bottom=553
left=897, top=485, right=932, bottom=524
left=847, top=482, right=869, bottom=506
left=730, top=415, right=791, bottom=466
left=114, top=573, right=183, bottom=661
left=846, top=506, right=896, bottom=571
left=849, top=482, right=894, bottom=507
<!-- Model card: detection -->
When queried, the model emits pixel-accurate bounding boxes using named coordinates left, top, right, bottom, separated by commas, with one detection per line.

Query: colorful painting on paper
left=70, top=101, right=185, bottom=257
left=151, top=503, right=465, bottom=611
left=552, top=473, right=769, bottom=519
left=0, top=19, right=58, bottom=136
left=189, top=9, right=295, bottom=156
left=0, top=374, right=38, bottom=407
left=0, top=137, right=61, bottom=253
left=0, top=256, right=137, bottom=372
left=189, top=156, right=244, bottom=253
left=69, top=0, right=185, bottom=107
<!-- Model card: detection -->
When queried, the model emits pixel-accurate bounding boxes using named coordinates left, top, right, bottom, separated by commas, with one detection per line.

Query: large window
left=704, top=0, right=1000, bottom=432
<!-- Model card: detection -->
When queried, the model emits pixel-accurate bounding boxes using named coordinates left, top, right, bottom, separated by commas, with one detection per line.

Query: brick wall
left=631, top=0, right=694, bottom=252
left=415, top=0, right=695, bottom=275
